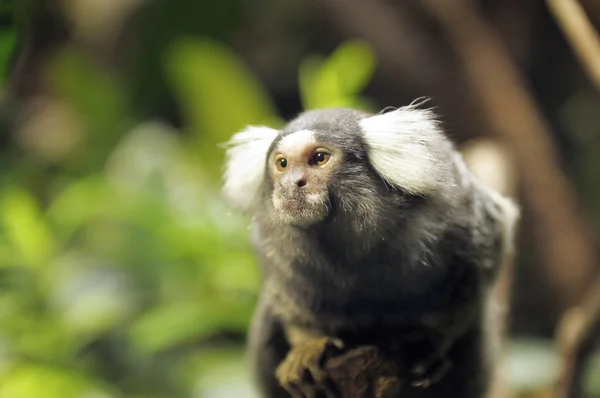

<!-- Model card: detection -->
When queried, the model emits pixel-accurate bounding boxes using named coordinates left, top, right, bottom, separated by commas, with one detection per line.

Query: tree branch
left=418, top=0, right=599, bottom=313
left=544, top=2, right=600, bottom=398
left=555, top=276, right=600, bottom=398
left=546, top=0, right=600, bottom=89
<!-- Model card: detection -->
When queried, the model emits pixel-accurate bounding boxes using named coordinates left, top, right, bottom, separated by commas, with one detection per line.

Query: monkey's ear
left=222, top=125, right=279, bottom=212
left=359, top=104, right=449, bottom=195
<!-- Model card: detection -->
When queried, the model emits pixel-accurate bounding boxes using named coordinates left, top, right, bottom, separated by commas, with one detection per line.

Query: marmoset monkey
left=222, top=102, right=519, bottom=398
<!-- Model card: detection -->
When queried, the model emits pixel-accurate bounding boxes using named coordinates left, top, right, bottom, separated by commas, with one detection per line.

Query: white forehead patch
left=276, top=130, right=316, bottom=153
left=222, top=125, right=279, bottom=212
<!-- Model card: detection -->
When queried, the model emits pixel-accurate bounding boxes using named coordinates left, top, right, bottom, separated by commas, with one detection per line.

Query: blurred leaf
left=0, top=0, right=13, bottom=16
left=0, top=187, right=55, bottom=269
left=13, top=0, right=42, bottom=33
left=299, top=40, right=376, bottom=110
left=51, top=257, right=137, bottom=342
left=508, top=338, right=557, bottom=392
left=125, top=0, right=242, bottom=119
left=128, top=301, right=213, bottom=354
left=103, top=120, right=213, bottom=220
left=129, top=297, right=252, bottom=355
left=208, top=251, right=258, bottom=293
left=46, top=176, right=112, bottom=242
left=187, top=347, right=258, bottom=398
left=15, top=321, right=74, bottom=361
left=104, top=121, right=186, bottom=191
left=584, top=350, right=600, bottom=395
left=0, top=14, right=384, bottom=398
left=299, top=54, right=343, bottom=110
left=331, top=40, right=376, bottom=95
left=125, top=396, right=170, bottom=398
left=46, top=47, right=130, bottom=172
left=164, top=37, right=282, bottom=173
left=0, top=29, right=17, bottom=87
left=0, top=363, right=115, bottom=398
left=0, top=238, right=18, bottom=268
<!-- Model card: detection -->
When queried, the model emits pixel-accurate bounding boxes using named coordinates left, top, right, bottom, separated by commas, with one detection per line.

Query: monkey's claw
left=276, top=337, right=343, bottom=398
left=410, top=356, right=451, bottom=388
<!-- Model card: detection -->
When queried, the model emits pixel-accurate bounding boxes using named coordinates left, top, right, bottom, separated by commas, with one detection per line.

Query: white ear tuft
left=222, top=126, right=279, bottom=212
left=359, top=104, right=451, bottom=195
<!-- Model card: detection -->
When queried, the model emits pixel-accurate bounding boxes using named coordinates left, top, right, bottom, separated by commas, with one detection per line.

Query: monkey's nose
left=297, top=179, right=307, bottom=188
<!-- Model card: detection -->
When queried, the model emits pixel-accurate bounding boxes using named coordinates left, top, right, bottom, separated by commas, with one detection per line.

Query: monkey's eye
left=275, top=156, right=288, bottom=171
left=312, top=151, right=331, bottom=166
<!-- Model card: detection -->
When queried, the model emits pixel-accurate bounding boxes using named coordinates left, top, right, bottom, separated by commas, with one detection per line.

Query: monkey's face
left=267, top=130, right=342, bottom=227
left=223, top=105, right=455, bottom=223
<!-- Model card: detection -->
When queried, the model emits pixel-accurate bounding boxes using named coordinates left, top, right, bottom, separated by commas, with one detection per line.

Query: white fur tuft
left=222, top=125, right=279, bottom=212
left=359, top=104, right=451, bottom=195
left=278, top=130, right=316, bottom=151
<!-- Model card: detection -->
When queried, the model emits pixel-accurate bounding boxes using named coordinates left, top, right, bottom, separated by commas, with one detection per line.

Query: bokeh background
left=1, top=0, right=600, bottom=397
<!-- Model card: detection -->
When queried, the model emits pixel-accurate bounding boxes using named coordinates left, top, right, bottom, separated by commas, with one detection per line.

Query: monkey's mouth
left=281, top=199, right=303, bottom=212
left=274, top=193, right=329, bottom=226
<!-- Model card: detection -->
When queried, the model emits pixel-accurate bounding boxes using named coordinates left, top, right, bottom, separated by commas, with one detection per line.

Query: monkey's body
left=250, top=299, right=492, bottom=398
left=223, top=106, right=518, bottom=398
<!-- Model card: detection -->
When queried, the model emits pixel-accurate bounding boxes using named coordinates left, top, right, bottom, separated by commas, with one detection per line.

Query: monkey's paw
left=276, top=337, right=344, bottom=398
left=324, top=345, right=403, bottom=398
left=409, top=355, right=452, bottom=388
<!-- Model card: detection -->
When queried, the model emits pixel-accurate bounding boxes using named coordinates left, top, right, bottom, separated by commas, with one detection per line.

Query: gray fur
left=224, top=106, right=519, bottom=398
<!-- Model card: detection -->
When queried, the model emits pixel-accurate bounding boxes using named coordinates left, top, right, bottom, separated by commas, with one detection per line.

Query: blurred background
left=0, top=0, right=600, bottom=397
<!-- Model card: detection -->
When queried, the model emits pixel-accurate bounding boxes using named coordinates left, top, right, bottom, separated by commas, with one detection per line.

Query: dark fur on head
left=252, top=107, right=476, bottom=266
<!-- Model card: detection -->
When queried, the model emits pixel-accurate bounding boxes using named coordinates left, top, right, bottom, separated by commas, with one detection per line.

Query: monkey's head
left=222, top=102, right=457, bottom=229
left=263, top=127, right=341, bottom=226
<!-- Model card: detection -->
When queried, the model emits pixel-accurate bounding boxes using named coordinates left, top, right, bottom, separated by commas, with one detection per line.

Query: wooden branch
left=544, top=2, right=600, bottom=397
left=418, top=0, right=599, bottom=314
left=555, top=276, right=600, bottom=398
left=546, top=0, right=600, bottom=89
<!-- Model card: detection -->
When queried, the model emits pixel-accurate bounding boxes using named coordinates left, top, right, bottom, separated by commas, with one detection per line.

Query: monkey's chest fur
left=261, top=226, right=485, bottom=351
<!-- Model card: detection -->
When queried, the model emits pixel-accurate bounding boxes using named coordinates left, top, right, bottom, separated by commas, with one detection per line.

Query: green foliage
left=2, top=10, right=598, bottom=397
left=299, top=40, right=377, bottom=111
left=124, top=0, right=242, bottom=120
left=0, top=363, right=115, bottom=398
left=508, top=338, right=600, bottom=397
left=164, top=38, right=283, bottom=175
left=0, top=28, right=17, bottom=86
left=46, top=48, right=133, bottom=173
left=0, top=187, right=55, bottom=269
left=0, top=32, right=378, bottom=397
